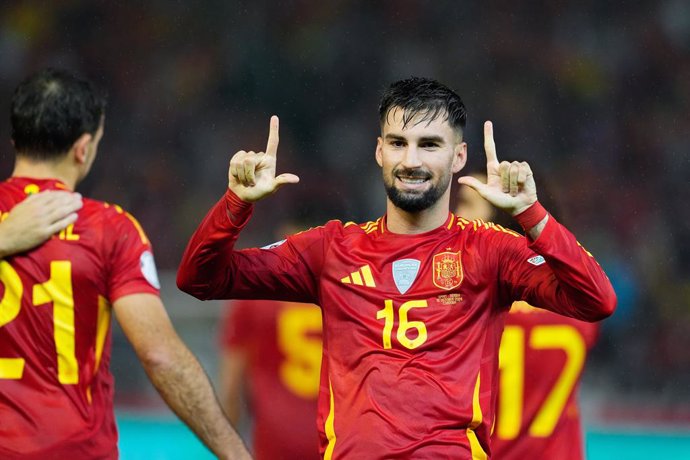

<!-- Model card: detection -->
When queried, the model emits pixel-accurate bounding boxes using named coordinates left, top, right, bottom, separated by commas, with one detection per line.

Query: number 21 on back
left=0, top=260, right=78, bottom=383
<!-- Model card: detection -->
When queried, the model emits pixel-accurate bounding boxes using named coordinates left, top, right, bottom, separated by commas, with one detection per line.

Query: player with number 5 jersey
left=219, top=300, right=322, bottom=460
left=178, top=77, right=616, bottom=459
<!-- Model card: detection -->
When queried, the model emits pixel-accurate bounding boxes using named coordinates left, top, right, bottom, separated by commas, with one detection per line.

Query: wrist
left=225, top=188, right=253, bottom=210
left=513, top=201, right=548, bottom=232
left=223, top=188, right=254, bottom=228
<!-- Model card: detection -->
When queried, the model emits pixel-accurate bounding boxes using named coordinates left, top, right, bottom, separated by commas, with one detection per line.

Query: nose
left=401, top=145, right=422, bottom=169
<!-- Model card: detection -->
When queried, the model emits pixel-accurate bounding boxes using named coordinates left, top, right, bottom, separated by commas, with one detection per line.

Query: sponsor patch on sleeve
left=139, top=250, right=161, bottom=289
left=527, top=255, right=546, bottom=266
left=261, top=239, right=286, bottom=250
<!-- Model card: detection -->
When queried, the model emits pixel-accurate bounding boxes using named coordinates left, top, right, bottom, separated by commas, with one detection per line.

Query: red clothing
left=0, top=177, right=159, bottom=460
left=491, top=302, right=599, bottom=460
left=178, top=190, right=616, bottom=460
left=221, top=300, right=322, bottom=460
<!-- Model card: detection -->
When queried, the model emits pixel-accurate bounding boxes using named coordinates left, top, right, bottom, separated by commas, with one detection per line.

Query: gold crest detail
left=432, top=251, right=463, bottom=291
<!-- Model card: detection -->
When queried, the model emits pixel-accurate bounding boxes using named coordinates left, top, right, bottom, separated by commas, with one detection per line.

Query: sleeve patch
left=261, top=239, right=286, bottom=250
left=139, top=251, right=161, bottom=289
left=527, top=255, right=546, bottom=266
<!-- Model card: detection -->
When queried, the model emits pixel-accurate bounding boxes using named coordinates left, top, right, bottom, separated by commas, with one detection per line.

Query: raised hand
left=457, top=121, right=538, bottom=216
left=228, top=116, right=300, bottom=202
left=0, top=190, right=83, bottom=258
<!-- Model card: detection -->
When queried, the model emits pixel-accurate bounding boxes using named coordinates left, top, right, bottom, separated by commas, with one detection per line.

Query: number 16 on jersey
left=376, top=300, right=429, bottom=350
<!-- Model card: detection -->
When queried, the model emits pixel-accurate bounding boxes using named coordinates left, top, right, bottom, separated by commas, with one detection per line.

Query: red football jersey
left=178, top=190, right=615, bottom=459
left=0, top=177, right=159, bottom=460
left=221, top=300, right=322, bottom=460
left=491, top=301, right=599, bottom=460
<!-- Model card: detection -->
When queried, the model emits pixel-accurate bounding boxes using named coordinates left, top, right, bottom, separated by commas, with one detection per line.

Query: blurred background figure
left=218, top=221, right=322, bottom=460
left=456, top=172, right=600, bottom=459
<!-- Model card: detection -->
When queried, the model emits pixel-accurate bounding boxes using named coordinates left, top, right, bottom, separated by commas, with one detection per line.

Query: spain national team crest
left=432, top=251, right=463, bottom=290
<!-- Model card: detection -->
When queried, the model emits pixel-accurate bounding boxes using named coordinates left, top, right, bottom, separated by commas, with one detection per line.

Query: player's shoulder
left=0, top=181, right=22, bottom=208
left=508, top=301, right=600, bottom=330
left=81, top=198, right=127, bottom=221
left=293, top=218, right=381, bottom=237
left=84, top=199, right=149, bottom=244
left=453, top=215, right=523, bottom=239
left=340, top=217, right=383, bottom=235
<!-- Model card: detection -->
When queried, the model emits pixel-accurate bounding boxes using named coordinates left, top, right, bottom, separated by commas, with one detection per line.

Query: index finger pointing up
left=484, top=120, right=499, bottom=165
left=266, top=115, right=280, bottom=156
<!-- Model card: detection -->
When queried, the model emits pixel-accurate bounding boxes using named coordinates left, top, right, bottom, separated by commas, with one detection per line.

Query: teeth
left=399, top=178, right=426, bottom=184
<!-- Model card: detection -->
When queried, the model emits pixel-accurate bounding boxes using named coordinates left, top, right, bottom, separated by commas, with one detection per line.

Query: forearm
left=524, top=217, right=617, bottom=321
left=177, top=190, right=253, bottom=299
left=218, top=351, right=247, bottom=426
left=0, top=231, right=12, bottom=259
left=142, top=343, right=251, bottom=460
left=0, top=221, right=25, bottom=258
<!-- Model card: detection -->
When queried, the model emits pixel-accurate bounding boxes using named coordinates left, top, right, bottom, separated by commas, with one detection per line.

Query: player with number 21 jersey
left=0, top=177, right=159, bottom=459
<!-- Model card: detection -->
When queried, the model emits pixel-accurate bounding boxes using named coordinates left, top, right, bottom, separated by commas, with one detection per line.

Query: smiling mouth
left=396, top=168, right=431, bottom=181
left=397, top=176, right=428, bottom=184
left=395, top=172, right=432, bottom=192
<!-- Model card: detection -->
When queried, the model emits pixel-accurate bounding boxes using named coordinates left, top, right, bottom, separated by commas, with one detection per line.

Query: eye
left=420, top=142, right=439, bottom=149
left=389, top=140, right=405, bottom=147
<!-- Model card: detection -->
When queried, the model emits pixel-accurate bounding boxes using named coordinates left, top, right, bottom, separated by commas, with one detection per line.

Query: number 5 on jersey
left=376, top=300, right=428, bottom=350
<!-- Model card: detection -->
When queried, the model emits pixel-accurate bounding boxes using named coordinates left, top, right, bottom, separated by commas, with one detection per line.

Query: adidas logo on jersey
left=341, top=265, right=376, bottom=287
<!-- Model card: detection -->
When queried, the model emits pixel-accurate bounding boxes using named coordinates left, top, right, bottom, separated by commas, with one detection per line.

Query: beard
left=383, top=166, right=451, bottom=213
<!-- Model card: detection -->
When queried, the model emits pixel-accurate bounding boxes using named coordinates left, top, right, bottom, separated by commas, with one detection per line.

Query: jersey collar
left=8, top=176, right=72, bottom=193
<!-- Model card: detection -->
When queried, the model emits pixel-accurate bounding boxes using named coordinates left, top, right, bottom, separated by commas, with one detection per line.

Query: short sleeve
left=104, top=208, right=160, bottom=302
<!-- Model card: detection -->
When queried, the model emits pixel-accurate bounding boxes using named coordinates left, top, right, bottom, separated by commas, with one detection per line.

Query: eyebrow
left=384, top=134, right=445, bottom=144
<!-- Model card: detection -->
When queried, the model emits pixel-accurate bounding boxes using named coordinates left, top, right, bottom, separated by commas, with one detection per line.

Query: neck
left=12, top=156, right=78, bottom=190
left=385, top=195, right=450, bottom=234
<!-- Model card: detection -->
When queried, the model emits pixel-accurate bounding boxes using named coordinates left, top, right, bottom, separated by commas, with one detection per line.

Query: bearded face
left=382, top=163, right=453, bottom=213
left=376, top=107, right=465, bottom=215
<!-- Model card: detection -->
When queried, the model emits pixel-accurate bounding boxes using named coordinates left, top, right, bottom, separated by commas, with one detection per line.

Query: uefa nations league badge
left=392, top=259, right=421, bottom=294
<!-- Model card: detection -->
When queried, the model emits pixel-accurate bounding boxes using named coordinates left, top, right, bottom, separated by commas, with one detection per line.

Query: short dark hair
left=10, top=68, right=107, bottom=160
left=379, top=77, right=467, bottom=135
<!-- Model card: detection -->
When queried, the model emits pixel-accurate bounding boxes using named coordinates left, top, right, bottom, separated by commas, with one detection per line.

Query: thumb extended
left=274, top=173, right=300, bottom=188
left=457, top=175, right=486, bottom=192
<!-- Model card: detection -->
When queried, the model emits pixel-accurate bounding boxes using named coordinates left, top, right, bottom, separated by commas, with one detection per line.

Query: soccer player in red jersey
left=0, top=69, right=250, bottom=460
left=492, top=301, right=598, bottom=460
left=457, top=177, right=600, bottom=459
left=219, top=299, right=322, bottom=460
left=178, top=77, right=616, bottom=459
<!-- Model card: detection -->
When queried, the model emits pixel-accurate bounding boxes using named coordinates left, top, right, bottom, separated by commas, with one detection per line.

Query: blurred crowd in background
left=0, top=0, right=688, bottom=420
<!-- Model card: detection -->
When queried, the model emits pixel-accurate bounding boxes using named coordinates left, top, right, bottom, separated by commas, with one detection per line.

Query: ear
left=72, top=133, right=93, bottom=164
left=451, top=141, right=467, bottom=173
left=375, top=137, right=383, bottom=167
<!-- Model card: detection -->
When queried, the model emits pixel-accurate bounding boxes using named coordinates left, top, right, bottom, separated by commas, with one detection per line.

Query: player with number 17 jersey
left=178, top=189, right=616, bottom=459
left=0, top=177, right=159, bottom=459
left=492, top=302, right=599, bottom=460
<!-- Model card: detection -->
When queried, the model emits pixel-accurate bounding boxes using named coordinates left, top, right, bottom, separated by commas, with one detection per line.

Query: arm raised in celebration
left=458, top=121, right=546, bottom=239
left=177, top=116, right=308, bottom=301
left=462, top=121, right=616, bottom=321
